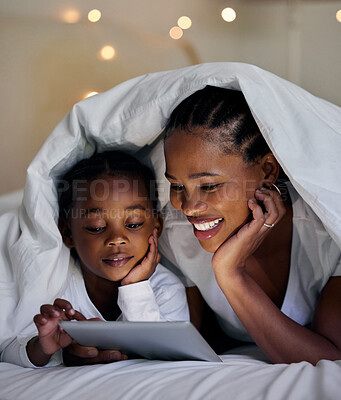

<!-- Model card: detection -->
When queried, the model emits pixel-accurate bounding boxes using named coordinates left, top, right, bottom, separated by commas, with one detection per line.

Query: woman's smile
left=186, top=216, right=224, bottom=240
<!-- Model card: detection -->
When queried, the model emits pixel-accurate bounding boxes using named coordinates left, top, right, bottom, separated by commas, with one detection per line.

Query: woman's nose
left=181, top=192, right=208, bottom=216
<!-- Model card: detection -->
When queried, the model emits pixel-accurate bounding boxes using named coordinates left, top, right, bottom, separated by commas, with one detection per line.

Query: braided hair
left=164, top=86, right=270, bottom=165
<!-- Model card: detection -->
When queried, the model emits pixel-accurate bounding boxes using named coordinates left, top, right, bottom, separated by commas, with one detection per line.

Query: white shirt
left=1, top=262, right=189, bottom=367
left=159, top=182, right=341, bottom=342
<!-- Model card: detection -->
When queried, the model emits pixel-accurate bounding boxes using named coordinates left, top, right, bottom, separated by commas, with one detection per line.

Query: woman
left=162, top=86, right=341, bottom=365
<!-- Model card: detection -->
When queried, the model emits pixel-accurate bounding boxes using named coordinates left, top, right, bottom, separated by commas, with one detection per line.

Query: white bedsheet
left=1, top=347, right=340, bottom=400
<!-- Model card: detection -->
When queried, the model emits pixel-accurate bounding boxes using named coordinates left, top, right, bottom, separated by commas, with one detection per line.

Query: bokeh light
left=177, top=16, right=192, bottom=30
left=221, top=7, right=236, bottom=22
left=84, top=91, right=99, bottom=99
left=169, top=26, right=183, bottom=40
left=336, top=10, right=341, bottom=23
left=99, top=45, right=116, bottom=60
left=61, top=9, right=81, bottom=24
left=88, top=9, right=102, bottom=23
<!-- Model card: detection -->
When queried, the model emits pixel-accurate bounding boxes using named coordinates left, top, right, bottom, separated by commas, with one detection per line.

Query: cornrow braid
left=164, top=86, right=270, bottom=164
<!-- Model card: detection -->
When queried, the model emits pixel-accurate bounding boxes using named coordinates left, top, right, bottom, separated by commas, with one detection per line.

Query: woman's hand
left=210, top=188, right=341, bottom=364
left=212, top=187, right=286, bottom=286
left=121, top=228, right=161, bottom=286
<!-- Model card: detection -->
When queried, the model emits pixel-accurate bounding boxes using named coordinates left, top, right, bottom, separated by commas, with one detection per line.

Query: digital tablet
left=59, top=321, right=222, bottom=362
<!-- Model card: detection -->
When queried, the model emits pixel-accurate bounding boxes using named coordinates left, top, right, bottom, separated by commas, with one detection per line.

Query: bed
left=1, top=346, right=340, bottom=400
left=1, top=63, right=341, bottom=399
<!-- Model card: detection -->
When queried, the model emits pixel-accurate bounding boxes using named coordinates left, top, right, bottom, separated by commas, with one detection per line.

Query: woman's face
left=164, top=129, right=264, bottom=253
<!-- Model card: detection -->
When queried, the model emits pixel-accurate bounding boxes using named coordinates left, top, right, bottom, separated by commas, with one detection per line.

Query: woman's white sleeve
left=117, top=264, right=189, bottom=322
left=0, top=335, right=62, bottom=368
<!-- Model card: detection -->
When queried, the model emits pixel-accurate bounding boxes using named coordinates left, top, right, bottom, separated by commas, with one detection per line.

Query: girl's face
left=164, top=129, right=264, bottom=253
left=62, top=174, right=161, bottom=283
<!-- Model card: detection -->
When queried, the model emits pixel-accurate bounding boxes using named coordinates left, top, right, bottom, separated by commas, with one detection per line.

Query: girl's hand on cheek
left=212, top=188, right=286, bottom=288
left=121, top=228, right=161, bottom=286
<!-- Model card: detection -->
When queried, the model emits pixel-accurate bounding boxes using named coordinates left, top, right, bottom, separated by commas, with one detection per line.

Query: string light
left=61, top=9, right=81, bottom=24
left=336, top=10, right=341, bottom=23
left=88, top=9, right=102, bottom=23
left=221, top=7, right=236, bottom=22
left=177, top=16, right=192, bottom=30
left=169, top=26, right=183, bottom=40
left=99, top=45, right=116, bottom=60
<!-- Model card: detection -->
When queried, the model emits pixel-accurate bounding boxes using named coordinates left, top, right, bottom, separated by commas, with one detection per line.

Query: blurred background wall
left=1, top=0, right=340, bottom=195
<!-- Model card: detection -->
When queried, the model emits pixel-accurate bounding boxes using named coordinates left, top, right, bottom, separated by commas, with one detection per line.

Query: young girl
left=3, top=150, right=189, bottom=367
left=162, top=85, right=341, bottom=365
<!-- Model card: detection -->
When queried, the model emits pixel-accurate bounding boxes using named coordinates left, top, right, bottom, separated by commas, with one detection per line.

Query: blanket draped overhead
left=1, top=62, right=340, bottom=350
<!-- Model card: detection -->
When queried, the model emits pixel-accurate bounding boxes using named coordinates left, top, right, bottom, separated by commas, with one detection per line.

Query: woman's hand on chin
left=212, top=187, right=286, bottom=287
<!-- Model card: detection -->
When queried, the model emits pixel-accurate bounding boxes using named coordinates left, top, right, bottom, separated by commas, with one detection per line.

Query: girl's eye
left=200, top=183, right=221, bottom=192
left=126, top=223, right=144, bottom=230
left=170, top=184, right=184, bottom=192
left=85, top=226, right=105, bottom=233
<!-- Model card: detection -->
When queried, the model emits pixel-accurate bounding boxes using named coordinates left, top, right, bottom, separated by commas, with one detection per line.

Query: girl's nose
left=105, top=229, right=128, bottom=246
left=108, top=238, right=126, bottom=246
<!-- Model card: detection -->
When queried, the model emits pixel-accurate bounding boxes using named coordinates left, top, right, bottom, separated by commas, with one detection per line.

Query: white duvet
left=0, top=62, right=341, bottom=399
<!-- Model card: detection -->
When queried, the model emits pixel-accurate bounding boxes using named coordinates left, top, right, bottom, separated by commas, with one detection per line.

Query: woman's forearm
left=186, top=286, right=204, bottom=330
left=219, top=272, right=341, bottom=365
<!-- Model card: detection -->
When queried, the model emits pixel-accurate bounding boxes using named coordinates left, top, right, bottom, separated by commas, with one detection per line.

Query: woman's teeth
left=193, top=218, right=223, bottom=231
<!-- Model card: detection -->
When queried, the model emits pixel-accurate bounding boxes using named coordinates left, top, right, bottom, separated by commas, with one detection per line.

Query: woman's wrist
left=213, top=264, right=248, bottom=292
left=27, top=336, right=52, bottom=367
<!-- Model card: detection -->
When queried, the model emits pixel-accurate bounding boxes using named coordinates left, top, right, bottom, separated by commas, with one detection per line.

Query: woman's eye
left=126, top=223, right=144, bottom=229
left=200, top=184, right=221, bottom=192
left=85, top=226, right=105, bottom=233
left=170, top=184, right=184, bottom=192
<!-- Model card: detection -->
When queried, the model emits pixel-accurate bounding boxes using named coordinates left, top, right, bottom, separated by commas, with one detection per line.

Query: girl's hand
left=121, top=228, right=161, bottom=286
left=33, top=298, right=86, bottom=356
left=212, top=187, right=286, bottom=287
left=63, top=342, right=128, bottom=366
left=63, top=317, right=128, bottom=366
